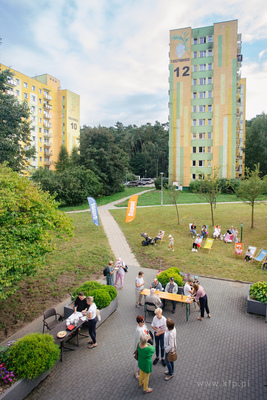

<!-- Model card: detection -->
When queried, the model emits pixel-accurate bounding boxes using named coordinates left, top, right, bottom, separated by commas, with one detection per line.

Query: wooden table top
left=141, top=288, right=193, bottom=304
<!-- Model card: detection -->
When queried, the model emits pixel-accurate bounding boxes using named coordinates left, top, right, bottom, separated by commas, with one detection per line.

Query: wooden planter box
left=247, top=285, right=267, bottom=317
left=0, top=370, right=49, bottom=400
left=64, top=296, right=118, bottom=328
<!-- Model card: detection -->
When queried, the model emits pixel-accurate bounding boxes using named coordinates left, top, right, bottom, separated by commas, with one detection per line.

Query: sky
left=0, top=0, right=267, bottom=127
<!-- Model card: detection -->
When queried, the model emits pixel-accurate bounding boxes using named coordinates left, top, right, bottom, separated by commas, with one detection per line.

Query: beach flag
left=125, top=195, right=138, bottom=223
left=87, top=197, right=99, bottom=226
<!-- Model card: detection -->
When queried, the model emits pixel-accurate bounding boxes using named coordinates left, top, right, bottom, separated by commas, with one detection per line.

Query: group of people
left=105, top=258, right=126, bottom=288
left=140, top=231, right=175, bottom=251
left=73, top=292, right=98, bottom=349
left=190, top=223, right=208, bottom=239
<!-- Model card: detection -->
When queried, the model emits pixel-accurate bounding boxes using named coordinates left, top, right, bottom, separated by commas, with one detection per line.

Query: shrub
left=154, top=177, right=169, bottom=190
left=157, top=267, right=184, bottom=288
left=249, top=281, right=267, bottom=304
left=6, top=333, right=60, bottom=380
left=0, top=346, right=9, bottom=364
left=72, top=280, right=117, bottom=309
left=189, top=180, right=202, bottom=193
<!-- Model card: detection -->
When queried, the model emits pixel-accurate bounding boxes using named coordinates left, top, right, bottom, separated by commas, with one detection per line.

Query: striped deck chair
left=202, top=238, right=214, bottom=253
left=251, top=249, right=267, bottom=265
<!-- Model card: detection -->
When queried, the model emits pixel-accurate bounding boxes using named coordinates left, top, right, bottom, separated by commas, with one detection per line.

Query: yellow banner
left=125, top=195, right=138, bottom=223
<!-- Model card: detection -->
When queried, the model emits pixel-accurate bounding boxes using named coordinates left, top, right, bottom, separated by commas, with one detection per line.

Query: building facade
left=168, top=20, right=246, bottom=187
left=0, top=64, right=80, bottom=171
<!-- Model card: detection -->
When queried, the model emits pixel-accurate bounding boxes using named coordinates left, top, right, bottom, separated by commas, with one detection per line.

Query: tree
left=0, top=69, right=35, bottom=173
left=191, top=167, right=221, bottom=226
left=54, top=144, right=70, bottom=172
left=234, top=164, right=267, bottom=228
left=0, top=163, right=73, bottom=299
left=244, top=113, right=267, bottom=176
left=167, top=186, right=181, bottom=225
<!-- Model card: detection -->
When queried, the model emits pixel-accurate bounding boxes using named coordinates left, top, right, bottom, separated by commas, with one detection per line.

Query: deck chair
left=158, top=230, right=165, bottom=245
left=43, top=308, right=63, bottom=333
left=248, top=246, right=257, bottom=257
left=202, top=238, right=214, bottom=253
left=144, top=302, right=156, bottom=323
left=251, top=249, right=267, bottom=265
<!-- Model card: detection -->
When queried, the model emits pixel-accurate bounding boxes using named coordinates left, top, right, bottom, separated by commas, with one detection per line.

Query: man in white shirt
left=183, top=277, right=194, bottom=297
left=135, top=271, right=145, bottom=308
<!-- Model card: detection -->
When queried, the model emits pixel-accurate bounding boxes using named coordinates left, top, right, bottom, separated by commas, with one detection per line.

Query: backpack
left=103, top=267, right=108, bottom=276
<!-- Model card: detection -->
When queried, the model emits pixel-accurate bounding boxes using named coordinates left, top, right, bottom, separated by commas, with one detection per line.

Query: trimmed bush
left=157, top=267, right=184, bottom=288
left=249, top=281, right=267, bottom=304
left=154, top=177, right=169, bottom=190
left=6, top=333, right=60, bottom=380
left=72, top=280, right=117, bottom=309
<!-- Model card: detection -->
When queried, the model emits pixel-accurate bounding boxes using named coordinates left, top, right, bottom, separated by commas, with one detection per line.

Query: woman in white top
left=134, top=315, right=151, bottom=379
left=151, top=308, right=166, bottom=366
left=164, top=318, right=176, bottom=381
left=84, top=296, right=97, bottom=349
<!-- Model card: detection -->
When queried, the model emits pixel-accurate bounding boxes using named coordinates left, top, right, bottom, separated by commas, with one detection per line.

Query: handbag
left=96, top=309, right=101, bottom=321
left=124, top=265, right=128, bottom=273
left=134, top=344, right=139, bottom=360
left=148, top=330, right=153, bottom=345
left=167, top=332, right=177, bottom=362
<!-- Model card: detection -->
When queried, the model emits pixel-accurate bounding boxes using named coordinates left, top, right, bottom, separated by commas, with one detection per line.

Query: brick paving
left=16, top=197, right=267, bottom=399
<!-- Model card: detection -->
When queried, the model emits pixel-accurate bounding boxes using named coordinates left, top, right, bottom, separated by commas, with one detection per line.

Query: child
left=244, top=248, right=252, bottom=262
left=192, top=235, right=202, bottom=252
left=168, top=235, right=174, bottom=251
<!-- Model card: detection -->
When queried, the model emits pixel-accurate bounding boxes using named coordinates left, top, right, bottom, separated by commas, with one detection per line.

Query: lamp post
left=241, top=223, right=243, bottom=242
left=160, top=172, right=164, bottom=206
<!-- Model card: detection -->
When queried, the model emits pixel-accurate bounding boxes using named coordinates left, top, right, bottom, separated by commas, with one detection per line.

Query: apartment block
left=0, top=64, right=80, bottom=171
left=168, top=20, right=246, bottom=187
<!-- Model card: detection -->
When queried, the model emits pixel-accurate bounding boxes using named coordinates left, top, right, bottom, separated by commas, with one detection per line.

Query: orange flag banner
left=125, top=195, right=138, bottom=223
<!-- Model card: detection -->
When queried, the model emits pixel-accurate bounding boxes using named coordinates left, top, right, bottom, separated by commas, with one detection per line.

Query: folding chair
left=157, top=231, right=165, bottom=245
left=43, top=308, right=63, bottom=333
left=144, top=302, right=156, bottom=323
left=251, top=249, right=267, bottom=265
left=202, top=238, right=214, bottom=253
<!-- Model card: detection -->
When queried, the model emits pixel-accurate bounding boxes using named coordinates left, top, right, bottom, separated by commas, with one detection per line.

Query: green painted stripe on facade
left=176, top=82, right=180, bottom=117
left=191, top=71, right=214, bottom=78
left=191, top=126, right=213, bottom=133
left=218, top=35, right=223, bottom=67
left=191, top=56, right=214, bottom=65
left=231, top=59, right=237, bottom=178
left=191, top=26, right=214, bottom=37
left=168, top=64, right=174, bottom=182
left=221, top=74, right=225, bottom=104
left=215, top=105, right=220, bottom=147
left=180, top=81, right=183, bottom=117
left=191, top=99, right=213, bottom=106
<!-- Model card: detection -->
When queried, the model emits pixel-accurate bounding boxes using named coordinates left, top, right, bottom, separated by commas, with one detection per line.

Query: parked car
left=141, top=178, right=154, bottom=185
left=126, top=181, right=139, bottom=187
left=137, top=180, right=146, bottom=186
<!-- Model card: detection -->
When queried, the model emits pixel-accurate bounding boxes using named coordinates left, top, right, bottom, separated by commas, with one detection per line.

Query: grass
left=59, top=187, right=147, bottom=211
left=0, top=212, right=113, bottom=342
left=110, top=202, right=267, bottom=283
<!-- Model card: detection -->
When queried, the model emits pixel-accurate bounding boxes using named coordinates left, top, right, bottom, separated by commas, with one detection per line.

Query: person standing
left=114, top=257, right=126, bottom=289
left=74, top=292, right=88, bottom=314
left=164, top=318, right=177, bottom=381
left=168, top=235, right=174, bottom=251
left=84, top=296, right=98, bottom=349
left=151, top=308, right=166, bottom=367
left=162, top=277, right=178, bottom=314
left=135, top=271, right=145, bottom=308
left=134, top=316, right=151, bottom=380
left=192, top=283, right=211, bottom=321
left=106, top=260, right=115, bottom=286
left=137, top=333, right=155, bottom=394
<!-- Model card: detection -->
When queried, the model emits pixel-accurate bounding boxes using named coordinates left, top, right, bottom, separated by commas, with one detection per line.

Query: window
left=199, top=64, right=206, bottom=71
left=199, top=119, right=205, bottom=126
left=16, top=90, right=19, bottom=96
left=16, top=78, right=20, bottom=85
left=208, top=36, right=213, bottom=43
left=208, top=63, right=212, bottom=70
left=192, top=133, right=196, bottom=139
left=192, top=174, right=196, bottom=180
left=62, top=96, right=65, bottom=100
left=193, top=79, right=197, bottom=86
left=193, top=92, right=197, bottom=99
left=193, top=119, right=197, bottom=126
left=208, top=119, right=212, bottom=126
left=207, top=161, right=211, bottom=167
left=39, top=89, right=42, bottom=94
left=32, top=85, right=35, bottom=91
left=199, top=147, right=205, bottom=153
left=193, top=38, right=197, bottom=45
left=39, top=137, right=42, bottom=142
left=39, top=127, right=42, bottom=133
left=62, top=123, right=65, bottom=127
left=199, top=78, right=206, bottom=85
left=23, top=82, right=28, bottom=88
left=193, top=65, right=197, bottom=72
left=192, top=160, right=196, bottom=166
left=199, top=91, right=206, bottom=99
left=39, top=98, right=42, bottom=104
left=31, top=106, right=36, bottom=113
left=199, top=160, right=204, bottom=167
left=193, top=147, right=196, bottom=153
left=199, top=133, right=205, bottom=140
left=62, top=140, right=65, bottom=145
left=207, top=146, right=211, bottom=153
left=31, top=116, right=36, bottom=122
left=208, top=105, right=212, bottom=112
left=40, top=157, right=43, bottom=162
left=31, top=95, right=36, bottom=102
left=40, top=147, right=42, bottom=152
left=208, top=49, right=213, bottom=56
left=24, top=93, right=28, bottom=99
left=208, top=132, right=212, bottom=139
left=32, top=136, right=36, bottom=141
left=193, top=106, right=197, bottom=112
left=193, top=51, right=197, bottom=58
left=208, top=77, right=212, bottom=84
left=39, top=117, right=42, bottom=123
left=39, top=108, right=42, bottom=113
left=199, top=105, right=205, bottom=112
left=208, top=91, right=212, bottom=98
left=199, top=50, right=206, bottom=58
left=199, top=37, right=206, bottom=44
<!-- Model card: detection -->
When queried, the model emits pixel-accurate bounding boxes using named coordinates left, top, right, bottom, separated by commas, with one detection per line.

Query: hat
left=194, top=275, right=198, bottom=280
left=117, top=258, right=121, bottom=262
left=170, top=277, right=174, bottom=281
left=168, top=235, right=172, bottom=238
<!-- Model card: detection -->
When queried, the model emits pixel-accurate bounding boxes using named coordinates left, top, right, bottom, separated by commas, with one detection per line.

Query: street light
left=241, top=223, right=243, bottom=242
left=160, top=172, right=164, bottom=206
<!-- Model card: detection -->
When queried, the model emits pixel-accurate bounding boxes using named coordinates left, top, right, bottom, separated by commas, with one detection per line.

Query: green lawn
left=110, top=202, right=267, bottom=283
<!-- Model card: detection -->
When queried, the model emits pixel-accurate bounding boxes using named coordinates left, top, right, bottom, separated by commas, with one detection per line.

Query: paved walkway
left=6, top=194, right=267, bottom=399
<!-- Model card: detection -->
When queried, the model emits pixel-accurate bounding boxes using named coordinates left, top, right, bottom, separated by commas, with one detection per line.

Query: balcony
left=43, top=121, right=52, bottom=128
left=44, top=160, right=53, bottom=166
left=44, top=103, right=52, bottom=110
left=7, top=79, right=16, bottom=86
left=43, top=132, right=52, bottom=138
left=43, top=93, right=52, bottom=101
left=44, top=151, right=52, bottom=157
left=44, top=141, right=52, bottom=147
left=44, top=112, right=52, bottom=119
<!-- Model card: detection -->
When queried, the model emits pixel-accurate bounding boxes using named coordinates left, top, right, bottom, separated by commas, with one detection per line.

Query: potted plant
left=64, top=281, right=118, bottom=324
left=247, top=281, right=267, bottom=317
left=0, top=334, right=60, bottom=400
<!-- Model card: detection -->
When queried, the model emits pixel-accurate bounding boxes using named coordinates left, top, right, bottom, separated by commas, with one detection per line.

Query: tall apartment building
left=0, top=64, right=80, bottom=171
left=168, top=20, right=246, bottom=187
